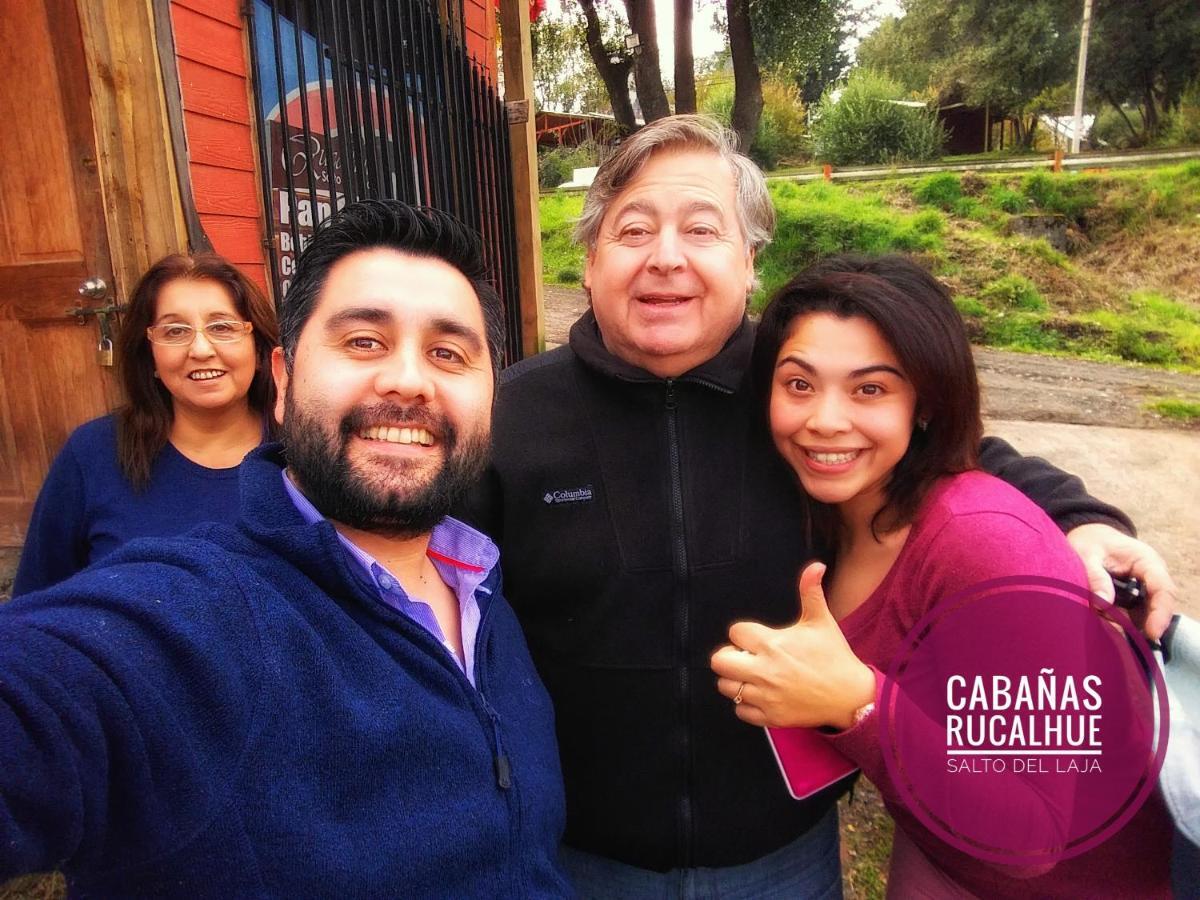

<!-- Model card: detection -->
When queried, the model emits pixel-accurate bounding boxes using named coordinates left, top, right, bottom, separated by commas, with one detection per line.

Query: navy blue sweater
left=0, top=445, right=570, bottom=898
left=14, top=416, right=246, bottom=596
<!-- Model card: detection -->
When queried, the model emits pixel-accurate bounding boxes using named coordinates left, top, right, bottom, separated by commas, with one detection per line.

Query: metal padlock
left=98, top=337, right=114, bottom=367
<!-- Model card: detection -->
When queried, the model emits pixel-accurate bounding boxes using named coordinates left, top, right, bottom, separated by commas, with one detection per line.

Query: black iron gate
left=248, top=0, right=523, bottom=363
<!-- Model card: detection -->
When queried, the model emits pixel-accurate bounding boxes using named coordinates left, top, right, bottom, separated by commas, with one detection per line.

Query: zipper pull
left=665, top=378, right=677, bottom=410
left=495, top=754, right=512, bottom=790
left=482, top=697, right=512, bottom=791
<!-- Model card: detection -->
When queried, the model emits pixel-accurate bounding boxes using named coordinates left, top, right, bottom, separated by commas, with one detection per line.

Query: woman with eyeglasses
left=13, top=254, right=278, bottom=595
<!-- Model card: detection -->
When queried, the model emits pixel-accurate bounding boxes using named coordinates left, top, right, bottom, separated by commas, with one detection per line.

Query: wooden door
left=0, top=0, right=120, bottom=546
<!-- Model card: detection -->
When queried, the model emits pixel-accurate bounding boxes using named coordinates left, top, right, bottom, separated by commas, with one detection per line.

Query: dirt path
left=543, top=284, right=1200, bottom=431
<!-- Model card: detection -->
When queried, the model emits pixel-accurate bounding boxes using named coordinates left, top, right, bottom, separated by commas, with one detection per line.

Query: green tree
left=1087, top=0, right=1200, bottom=144
left=854, top=0, right=1077, bottom=149
left=856, top=0, right=1200, bottom=148
left=751, top=0, right=853, bottom=105
left=531, top=8, right=612, bottom=115
left=574, top=0, right=638, bottom=131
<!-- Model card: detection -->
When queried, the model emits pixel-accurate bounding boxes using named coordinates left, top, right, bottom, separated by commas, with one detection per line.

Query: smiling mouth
left=637, top=294, right=694, bottom=306
left=805, top=449, right=862, bottom=465
left=188, top=370, right=227, bottom=381
left=359, top=425, right=436, bottom=447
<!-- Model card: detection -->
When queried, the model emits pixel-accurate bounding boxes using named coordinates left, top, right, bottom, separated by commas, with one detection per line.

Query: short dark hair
left=116, top=253, right=278, bottom=488
left=279, top=200, right=505, bottom=376
left=752, top=253, right=981, bottom=539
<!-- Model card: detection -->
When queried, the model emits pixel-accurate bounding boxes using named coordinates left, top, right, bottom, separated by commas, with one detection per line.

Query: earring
left=917, top=417, right=929, bottom=431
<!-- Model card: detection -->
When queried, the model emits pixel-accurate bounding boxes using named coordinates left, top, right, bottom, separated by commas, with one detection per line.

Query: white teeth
left=361, top=426, right=434, bottom=446
left=188, top=370, right=225, bottom=381
left=807, top=450, right=860, bottom=464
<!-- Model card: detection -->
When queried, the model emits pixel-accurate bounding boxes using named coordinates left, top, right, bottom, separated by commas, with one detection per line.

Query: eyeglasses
left=146, top=321, right=254, bottom=346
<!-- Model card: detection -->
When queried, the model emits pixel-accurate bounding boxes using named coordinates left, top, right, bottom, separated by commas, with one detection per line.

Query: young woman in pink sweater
left=711, top=254, right=1172, bottom=898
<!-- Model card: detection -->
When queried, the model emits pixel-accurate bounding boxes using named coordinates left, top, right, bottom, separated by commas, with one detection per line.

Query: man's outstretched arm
left=979, top=436, right=1177, bottom=639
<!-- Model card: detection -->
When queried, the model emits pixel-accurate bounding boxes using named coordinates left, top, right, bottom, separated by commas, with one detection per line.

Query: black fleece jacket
left=466, top=310, right=1133, bottom=872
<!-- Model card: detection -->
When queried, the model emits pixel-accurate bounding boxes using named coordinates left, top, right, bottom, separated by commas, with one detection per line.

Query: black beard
left=281, top=390, right=489, bottom=539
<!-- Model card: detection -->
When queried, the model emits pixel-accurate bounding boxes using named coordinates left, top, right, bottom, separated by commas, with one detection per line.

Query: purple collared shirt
left=282, top=471, right=497, bottom=687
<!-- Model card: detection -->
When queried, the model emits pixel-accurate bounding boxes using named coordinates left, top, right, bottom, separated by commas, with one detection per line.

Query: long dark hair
left=115, top=254, right=279, bottom=488
left=753, top=253, right=982, bottom=543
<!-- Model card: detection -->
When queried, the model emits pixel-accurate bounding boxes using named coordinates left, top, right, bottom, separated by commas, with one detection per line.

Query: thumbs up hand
left=710, top=562, right=876, bottom=730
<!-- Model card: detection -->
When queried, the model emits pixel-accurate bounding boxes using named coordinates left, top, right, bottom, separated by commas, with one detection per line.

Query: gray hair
left=573, top=115, right=776, bottom=255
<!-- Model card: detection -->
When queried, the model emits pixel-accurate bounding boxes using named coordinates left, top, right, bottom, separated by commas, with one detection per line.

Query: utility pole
left=1070, top=0, right=1094, bottom=154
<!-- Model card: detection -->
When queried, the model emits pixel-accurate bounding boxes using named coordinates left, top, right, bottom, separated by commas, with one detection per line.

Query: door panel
left=0, top=0, right=119, bottom=546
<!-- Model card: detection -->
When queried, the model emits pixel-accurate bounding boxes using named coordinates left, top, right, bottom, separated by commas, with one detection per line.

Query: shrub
left=700, top=76, right=807, bottom=170
left=951, top=197, right=983, bottom=220
left=954, top=296, right=987, bottom=317
left=983, top=313, right=1063, bottom=351
left=809, top=70, right=945, bottom=166
left=986, top=185, right=1028, bottom=214
left=752, top=80, right=809, bottom=170
left=1159, top=80, right=1200, bottom=148
left=912, top=173, right=963, bottom=210
left=981, top=275, right=1047, bottom=311
left=1112, top=325, right=1178, bottom=364
left=538, top=150, right=572, bottom=190
left=1090, top=105, right=1146, bottom=150
left=1021, top=172, right=1097, bottom=221
left=537, top=141, right=602, bottom=190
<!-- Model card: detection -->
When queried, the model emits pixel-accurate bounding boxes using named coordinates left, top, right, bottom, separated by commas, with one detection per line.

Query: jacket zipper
left=367, top=578, right=515, bottom=794
left=665, top=379, right=694, bottom=867
left=476, top=630, right=521, bottom=897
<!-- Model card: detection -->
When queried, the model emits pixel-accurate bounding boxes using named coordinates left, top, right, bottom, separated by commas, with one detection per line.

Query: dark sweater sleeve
left=978, top=436, right=1134, bottom=536
left=0, top=560, right=266, bottom=879
left=13, top=436, right=91, bottom=597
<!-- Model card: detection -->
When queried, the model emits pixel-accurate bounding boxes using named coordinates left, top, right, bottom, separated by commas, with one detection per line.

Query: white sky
left=540, top=0, right=904, bottom=85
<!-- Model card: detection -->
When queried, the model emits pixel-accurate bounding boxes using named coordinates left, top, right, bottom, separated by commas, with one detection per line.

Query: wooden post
left=1053, top=148, right=1063, bottom=173
left=823, top=164, right=833, bottom=181
left=76, top=0, right=188, bottom=300
left=498, top=0, right=545, bottom=359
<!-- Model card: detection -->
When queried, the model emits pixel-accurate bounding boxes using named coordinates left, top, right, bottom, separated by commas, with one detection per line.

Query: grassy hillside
left=540, top=162, right=1200, bottom=372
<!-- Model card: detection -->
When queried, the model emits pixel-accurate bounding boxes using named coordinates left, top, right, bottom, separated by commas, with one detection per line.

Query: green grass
left=912, top=173, right=962, bottom=210
left=1075, top=291, right=1200, bottom=368
left=539, top=193, right=586, bottom=286
left=1018, top=239, right=1069, bottom=268
left=755, top=180, right=944, bottom=305
left=1145, top=398, right=1200, bottom=423
left=980, top=275, right=1048, bottom=311
left=537, top=161, right=1200, bottom=371
left=954, top=296, right=987, bottom=317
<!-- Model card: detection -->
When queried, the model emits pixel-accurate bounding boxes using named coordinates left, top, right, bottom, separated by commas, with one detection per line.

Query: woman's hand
left=711, top=562, right=876, bottom=731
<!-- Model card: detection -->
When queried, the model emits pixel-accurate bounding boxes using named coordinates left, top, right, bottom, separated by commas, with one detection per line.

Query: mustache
left=340, top=403, right=446, bottom=440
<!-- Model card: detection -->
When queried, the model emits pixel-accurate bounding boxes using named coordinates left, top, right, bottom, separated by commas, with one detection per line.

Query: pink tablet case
left=765, top=726, right=859, bottom=800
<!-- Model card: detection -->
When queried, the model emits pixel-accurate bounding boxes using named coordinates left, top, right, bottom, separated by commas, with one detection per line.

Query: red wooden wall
left=169, top=0, right=270, bottom=298
left=464, top=0, right=498, bottom=80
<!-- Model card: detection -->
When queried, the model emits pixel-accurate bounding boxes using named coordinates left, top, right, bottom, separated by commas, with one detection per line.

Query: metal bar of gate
left=376, top=0, right=416, bottom=201
left=312, top=2, right=342, bottom=215
left=269, top=0, right=302, bottom=261
left=291, top=2, right=321, bottom=231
